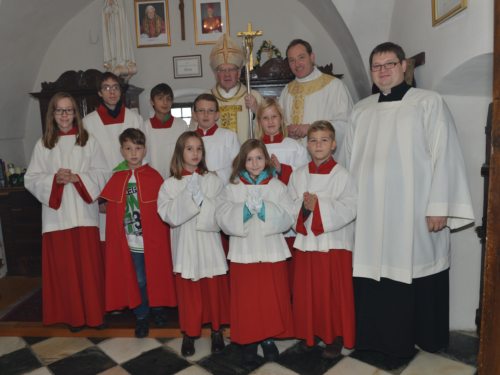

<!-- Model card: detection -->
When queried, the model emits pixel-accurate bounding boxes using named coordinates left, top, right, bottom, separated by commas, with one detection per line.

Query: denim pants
left=130, top=251, right=164, bottom=320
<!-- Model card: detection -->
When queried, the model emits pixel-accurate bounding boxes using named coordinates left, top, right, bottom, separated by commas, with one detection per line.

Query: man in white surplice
left=342, top=42, right=474, bottom=360
left=279, top=39, right=353, bottom=149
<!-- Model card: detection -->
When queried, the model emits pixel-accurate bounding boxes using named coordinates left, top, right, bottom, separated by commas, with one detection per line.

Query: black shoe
left=68, top=325, right=85, bottom=333
left=321, top=337, right=343, bottom=359
left=211, top=330, right=225, bottom=353
left=135, top=318, right=149, bottom=338
left=153, top=311, right=168, bottom=327
left=242, top=343, right=258, bottom=364
left=181, top=335, right=195, bottom=357
left=261, top=339, right=279, bottom=361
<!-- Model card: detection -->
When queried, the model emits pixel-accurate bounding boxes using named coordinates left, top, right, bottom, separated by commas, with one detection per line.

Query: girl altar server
left=157, top=131, right=229, bottom=357
left=256, top=98, right=309, bottom=286
left=215, top=139, right=295, bottom=363
left=256, top=98, right=309, bottom=185
left=25, top=92, right=108, bottom=330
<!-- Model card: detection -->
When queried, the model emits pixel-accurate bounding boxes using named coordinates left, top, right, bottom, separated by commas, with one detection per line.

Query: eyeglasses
left=54, top=108, right=75, bottom=116
left=216, top=67, right=239, bottom=74
left=370, top=61, right=400, bottom=72
left=195, top=109, right=217, bottom=114
left=101, top=84, right=121, bottom=92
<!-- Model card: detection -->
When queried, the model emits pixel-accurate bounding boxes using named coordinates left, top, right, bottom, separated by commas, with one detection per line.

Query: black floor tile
left=87, top=336, right=108, bottom=345
left=197, top=343, right=265, bottom=375
left=277, top=342, right=343, bottom=375
left=122, top=347, right=191, bottom=375
left=0, top=347, right=42, bottom=375
left=349, top=349, right=416, bottom=371
left=440, top=331, right=478, bottom=366
left=23, top=336, right=49, bottom=345
left=48, top=346, right=116, bottom=375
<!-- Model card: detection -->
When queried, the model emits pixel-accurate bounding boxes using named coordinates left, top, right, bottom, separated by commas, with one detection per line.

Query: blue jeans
left=130, top=252, right=149, bottom=319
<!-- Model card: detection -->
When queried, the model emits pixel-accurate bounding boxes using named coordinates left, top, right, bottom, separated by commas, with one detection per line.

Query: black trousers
left=354, top=269, right=449, bottom=358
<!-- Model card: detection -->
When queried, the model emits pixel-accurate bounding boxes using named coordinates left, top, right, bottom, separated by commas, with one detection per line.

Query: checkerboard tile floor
left=0, top=332, right=477, bottom=375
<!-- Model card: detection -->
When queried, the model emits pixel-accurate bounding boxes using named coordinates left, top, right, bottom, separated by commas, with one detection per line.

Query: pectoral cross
left=237, top=22, right=262, bottom=71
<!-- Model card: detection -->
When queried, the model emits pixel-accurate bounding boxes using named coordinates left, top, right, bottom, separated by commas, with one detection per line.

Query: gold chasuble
left=211, top=84, right=245, bottom=134
left=287, top=73, right=335, bottom=124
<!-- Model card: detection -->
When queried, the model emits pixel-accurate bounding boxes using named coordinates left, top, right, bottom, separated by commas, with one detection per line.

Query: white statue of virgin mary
left=102, top=0, right=137, bottom=81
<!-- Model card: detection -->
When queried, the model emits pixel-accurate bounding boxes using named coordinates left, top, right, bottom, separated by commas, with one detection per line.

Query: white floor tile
left=25, top=367, right=53, bottom=375
left=324, top=357, right=392, bottom=375
left=0, top=336, right=26, bottom=356
left=401, top=351, right=476, bottom=375
left=249, top=362, right=301, bottom=374
left=174, top=365, right=213, bottom=375
left=97, top=337, right=161, bottom=364
left=31, top=337, right=93, bottom=365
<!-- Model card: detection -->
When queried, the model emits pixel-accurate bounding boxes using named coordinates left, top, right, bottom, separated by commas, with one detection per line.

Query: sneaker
left=135, top=318, right=149, bottom=338
left=68, top=325, right=85, bottom=333
left=211, top=330, right=225, bottom=353
left=181, top=335, right=195, bottom=357
left=261, top=339, right=279, bottom=361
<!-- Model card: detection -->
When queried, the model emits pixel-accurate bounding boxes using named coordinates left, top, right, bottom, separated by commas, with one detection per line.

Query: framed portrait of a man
left=193, top=0, right=229, bottom=45
left=134, top=0, right=171, bottom=47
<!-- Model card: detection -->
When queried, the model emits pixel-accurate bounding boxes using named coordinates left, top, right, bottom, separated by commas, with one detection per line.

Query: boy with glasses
left=192, top=93, right=239, bottom=184
left=143, top=83, right=187, bottom=178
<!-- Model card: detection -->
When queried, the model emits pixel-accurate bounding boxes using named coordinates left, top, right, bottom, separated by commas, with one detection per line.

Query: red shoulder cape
left=100, top=164, right=177, bottom=311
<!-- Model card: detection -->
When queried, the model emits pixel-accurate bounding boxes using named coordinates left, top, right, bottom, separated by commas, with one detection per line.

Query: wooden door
left=477, top=2, right=500, bottom=374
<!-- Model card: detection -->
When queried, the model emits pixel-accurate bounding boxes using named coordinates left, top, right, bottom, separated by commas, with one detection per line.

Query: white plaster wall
left=23, top=0, right=354, bottom=164
left=387, top=1, right=493, bottom=330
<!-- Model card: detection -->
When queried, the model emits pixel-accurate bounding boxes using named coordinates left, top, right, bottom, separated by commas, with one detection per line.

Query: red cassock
left=100, top=164, right=177, bottom=311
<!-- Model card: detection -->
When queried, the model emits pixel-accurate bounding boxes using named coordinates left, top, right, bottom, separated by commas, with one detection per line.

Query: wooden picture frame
left=134, top=0, right=171, bottom=47
left=432, top=0, right=467, bottom=26
left=193, top=0, right=229, bottom=45
left=173, top=55, right=203, bottom=78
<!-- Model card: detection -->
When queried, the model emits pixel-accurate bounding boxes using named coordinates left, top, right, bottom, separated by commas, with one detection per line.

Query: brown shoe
left=321, top=337, right=343, bottom=359
left=181, top=335, right=195, bottom=357
left=211, top=330, right=225, bottom=353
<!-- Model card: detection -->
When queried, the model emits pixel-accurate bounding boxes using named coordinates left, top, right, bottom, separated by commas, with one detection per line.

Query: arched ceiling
left=297, top=0, right=371, bottom=99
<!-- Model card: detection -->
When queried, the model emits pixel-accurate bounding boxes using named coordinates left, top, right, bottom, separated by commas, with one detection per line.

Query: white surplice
left=216, top=178, right=295, bottom=264
left=157, top=172, right=228, bottom=281
left=143, top=117, right=188, bottom=178
left=25, top=135, right=109, bottom=233
left=343, top=88, right=474, bottom=284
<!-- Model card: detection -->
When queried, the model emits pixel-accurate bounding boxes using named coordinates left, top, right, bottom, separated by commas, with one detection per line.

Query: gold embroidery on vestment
left=288, top=73, right=334, bottom=124
left=219, top=105, right=243, bottom=132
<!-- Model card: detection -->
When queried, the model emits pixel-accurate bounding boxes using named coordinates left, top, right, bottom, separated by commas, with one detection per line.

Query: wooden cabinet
left=31, top=69, right=143, bottom=132
left=0, top=187, right=41, bottom=276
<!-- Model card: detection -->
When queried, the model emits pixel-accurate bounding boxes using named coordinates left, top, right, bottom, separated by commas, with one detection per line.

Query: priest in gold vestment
left=279, top=39, right=353, bottom=150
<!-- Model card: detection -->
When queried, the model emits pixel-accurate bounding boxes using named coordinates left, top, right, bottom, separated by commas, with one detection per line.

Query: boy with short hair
left=143, top=83, right=188, bottom=178
left=100, top=128, right=177, bottom=338
left=192, top=93, right=239, bottom=184
left=288, top=120, right=357, bottom=358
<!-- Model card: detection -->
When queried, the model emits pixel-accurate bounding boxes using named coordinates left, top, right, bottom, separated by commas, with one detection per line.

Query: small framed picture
left=432, top=0, right=467, bottom=26
left=134, top=0, right=171, bottom=47
left=173, top=55, right=203, bottom=78
left=193, top=0, right=229, bottom=45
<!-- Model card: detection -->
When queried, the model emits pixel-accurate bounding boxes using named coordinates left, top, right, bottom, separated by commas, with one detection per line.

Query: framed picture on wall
left=173, top=55, right=203, bottom=78
left=134, top=0, right=171, bottom=47
left=432, top=0, right=467, bottom=26
left=193, top=0, right=229, bottom=45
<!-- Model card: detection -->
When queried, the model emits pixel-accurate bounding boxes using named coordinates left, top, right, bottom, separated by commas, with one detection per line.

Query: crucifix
left=179, top=0, right=185, bottom=40
left=237, top=22, right=262, bottom=139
